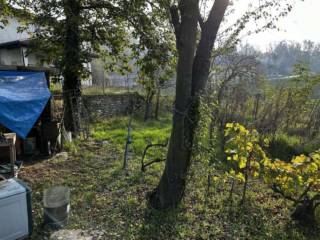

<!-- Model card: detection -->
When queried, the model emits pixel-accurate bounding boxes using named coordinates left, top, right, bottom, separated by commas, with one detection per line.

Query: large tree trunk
left=62, top=0, right=82, bottom=133
left=148, top=0, right=199, bottom=209
left=149, top=0, right=229, bottom=209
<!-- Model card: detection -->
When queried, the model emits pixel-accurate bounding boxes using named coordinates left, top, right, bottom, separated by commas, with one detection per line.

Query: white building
left=0, top=18, right=47, bottom=67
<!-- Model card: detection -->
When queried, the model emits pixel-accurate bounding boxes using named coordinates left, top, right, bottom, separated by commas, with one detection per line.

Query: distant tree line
left=242, top=40, right=320, bottom=78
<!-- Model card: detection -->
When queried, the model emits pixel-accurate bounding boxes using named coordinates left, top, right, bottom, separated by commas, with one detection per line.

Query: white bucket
left=43, top=186, right=70, bottom=229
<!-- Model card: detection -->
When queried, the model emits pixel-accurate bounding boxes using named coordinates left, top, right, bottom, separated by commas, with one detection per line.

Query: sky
left=229, top=0, right=320, bottom=51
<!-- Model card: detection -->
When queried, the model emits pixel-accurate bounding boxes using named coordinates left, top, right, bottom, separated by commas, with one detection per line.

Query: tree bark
left=149, top=0, right=229, bottom=209
left=62, top=0, right=82, bottom=133
left=154, top=88, right=161, bottom=119
left=144, top=90, right=155, bottom=121
left=148, top=0, right=199, bottom=209
left=192, top=0, right=230, bottom=96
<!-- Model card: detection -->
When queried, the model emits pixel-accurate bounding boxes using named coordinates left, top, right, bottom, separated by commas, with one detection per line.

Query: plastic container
left=43, top=186, right=70, bottom=229
left=0, top=178, right=33, bottom=239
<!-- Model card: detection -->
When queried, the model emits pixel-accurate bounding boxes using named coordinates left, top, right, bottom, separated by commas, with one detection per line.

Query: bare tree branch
left=192, top=0, right=230, bottom=95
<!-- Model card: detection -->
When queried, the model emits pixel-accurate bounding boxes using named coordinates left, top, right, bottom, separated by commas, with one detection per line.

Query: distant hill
left=257, top=40, right=320, bottom=78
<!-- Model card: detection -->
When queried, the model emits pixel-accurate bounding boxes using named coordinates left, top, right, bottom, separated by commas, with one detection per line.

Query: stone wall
left=82, top=93, right=142, bottom=119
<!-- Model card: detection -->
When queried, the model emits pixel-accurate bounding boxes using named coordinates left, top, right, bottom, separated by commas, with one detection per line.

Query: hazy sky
left=230, top=0, right=320, bottom=51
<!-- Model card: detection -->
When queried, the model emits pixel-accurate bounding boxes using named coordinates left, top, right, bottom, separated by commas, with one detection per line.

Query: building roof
left=0, top=65, right=58, bottom=74
left=0, top=39, right=31, bottom=49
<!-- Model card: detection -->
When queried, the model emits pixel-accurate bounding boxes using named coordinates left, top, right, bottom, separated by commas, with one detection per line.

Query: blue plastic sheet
left=0, top=71, right=51, bottom=139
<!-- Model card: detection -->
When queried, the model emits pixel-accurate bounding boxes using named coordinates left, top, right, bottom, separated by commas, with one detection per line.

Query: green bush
left=267, top=134, right=303, bottom=162
left=302, top=138, right=320, bottom=154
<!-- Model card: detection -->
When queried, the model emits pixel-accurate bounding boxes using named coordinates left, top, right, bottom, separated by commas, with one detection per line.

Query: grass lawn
left=19, top=116, right=319, bottom=239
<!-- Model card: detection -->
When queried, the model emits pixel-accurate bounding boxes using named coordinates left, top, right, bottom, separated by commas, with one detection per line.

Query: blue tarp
left=0, top=71, right=51, bottom=139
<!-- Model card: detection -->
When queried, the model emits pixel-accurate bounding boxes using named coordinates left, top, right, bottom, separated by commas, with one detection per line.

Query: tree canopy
left=0, top=0, right=12, bottom=28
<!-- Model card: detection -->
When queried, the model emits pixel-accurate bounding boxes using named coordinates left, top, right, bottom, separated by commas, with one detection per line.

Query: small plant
left=224, top=123, right=269, bottom=204
left=63, top=141, right=79, bottom=154
left=263, top=151, right=320, bottom=226
left=224, top=123, right=320, bottom=227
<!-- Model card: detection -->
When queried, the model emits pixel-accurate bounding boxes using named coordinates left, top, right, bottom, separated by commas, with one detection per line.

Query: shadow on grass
left=283, top=218, right=320, bottom=240
left=138, top=207, right=180, bottom=240
left=219, top=196, right=319, bottom=240
left=209, top=197, right=271, bottom=239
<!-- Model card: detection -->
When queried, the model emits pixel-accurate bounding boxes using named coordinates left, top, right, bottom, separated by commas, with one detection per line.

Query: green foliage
left=224, top=123, right=270, bottom=203
left=63, top=140, right=80, bottom=154
left=0, top=0, right=10, bottom=27
left=223, top=123, right=320, bottom=226
left=223, top=123, right=320, bottom=200
left=267, top=133, right=320, bottom=162
left=267, top=134, right=302, bottom=162
left=302, top=137, right=320, bottom=154
left=263, top=152, right=320, bottom=202
left=50, top=82, right=63, bottom=94
left=193, top=98, right=220, bottom=166
left=224, top=123, right=268, bottom=182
